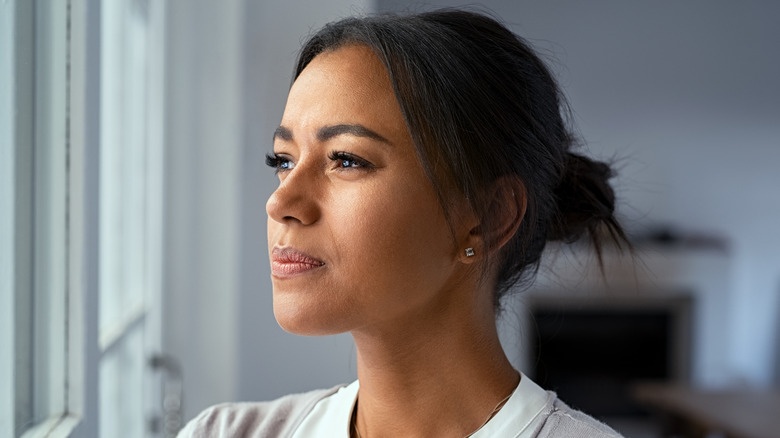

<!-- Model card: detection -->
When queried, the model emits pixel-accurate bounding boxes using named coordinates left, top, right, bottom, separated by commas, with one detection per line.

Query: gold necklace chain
left=351, top=391, right=513, bottom=438
left=464, top=392, right=513, bottom=437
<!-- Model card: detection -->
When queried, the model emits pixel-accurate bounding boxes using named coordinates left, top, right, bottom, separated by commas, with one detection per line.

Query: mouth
left=271, top=246, right=326, bottom=278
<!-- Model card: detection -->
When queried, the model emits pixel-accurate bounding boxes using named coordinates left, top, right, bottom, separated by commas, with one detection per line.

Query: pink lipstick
left=271, top=247, right=326, bottom=278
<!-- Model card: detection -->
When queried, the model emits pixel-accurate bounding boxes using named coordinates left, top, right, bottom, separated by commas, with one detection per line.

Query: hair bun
left=548, top=153, right=618, bottom=243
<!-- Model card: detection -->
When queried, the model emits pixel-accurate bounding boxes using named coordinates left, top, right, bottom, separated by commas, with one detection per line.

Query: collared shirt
left=294, top=373, right=552, bottom=437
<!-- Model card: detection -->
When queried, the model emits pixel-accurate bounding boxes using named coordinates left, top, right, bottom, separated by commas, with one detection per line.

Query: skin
left=267, top=44, right=520, bottom=438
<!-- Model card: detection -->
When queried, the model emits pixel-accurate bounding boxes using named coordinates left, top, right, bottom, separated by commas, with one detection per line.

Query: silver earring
left=465, top=248, right=475, bottom=257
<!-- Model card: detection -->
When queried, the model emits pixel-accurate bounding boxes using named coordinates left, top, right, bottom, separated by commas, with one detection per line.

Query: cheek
left=330, top=180, right=454, bottom=282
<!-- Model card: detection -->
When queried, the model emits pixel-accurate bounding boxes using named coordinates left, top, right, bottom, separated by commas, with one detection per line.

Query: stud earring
left=465, top=248, right=475, bottom=257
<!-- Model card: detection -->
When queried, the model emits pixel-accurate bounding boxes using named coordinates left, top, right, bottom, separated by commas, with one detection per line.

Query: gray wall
left=165, top=0, right=374, bottom=421
left=379, top=0, right=780, bottom=387
left=165, top=0, right=245, bottom=420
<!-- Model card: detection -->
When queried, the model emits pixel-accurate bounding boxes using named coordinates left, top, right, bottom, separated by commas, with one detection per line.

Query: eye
left=265, top=153, right=295, bottom=173
left=327, top=151, right=374, bottom=170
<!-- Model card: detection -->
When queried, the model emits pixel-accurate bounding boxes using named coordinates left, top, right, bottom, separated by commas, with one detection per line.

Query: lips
left=271, top=246, right=326, bottom=278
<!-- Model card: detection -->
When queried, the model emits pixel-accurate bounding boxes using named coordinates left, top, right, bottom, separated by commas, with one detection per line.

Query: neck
left=350, top=290, right=519, bottom=438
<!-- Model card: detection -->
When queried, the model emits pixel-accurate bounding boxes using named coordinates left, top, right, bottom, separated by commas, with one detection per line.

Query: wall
left=379, top=0, right=780, bottom=387
left=164, top=0, right=374, bottom=422
left=165, top=0, right=244, bottom=421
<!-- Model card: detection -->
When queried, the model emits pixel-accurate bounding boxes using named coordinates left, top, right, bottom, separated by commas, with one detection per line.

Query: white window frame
left=1, top=1, right=20, bottom=436
left=2, top=0, right=165, bottom=436
left=0, top=1, right=94, bottom=437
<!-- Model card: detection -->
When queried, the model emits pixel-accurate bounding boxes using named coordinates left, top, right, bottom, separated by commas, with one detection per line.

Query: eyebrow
left=273, top=126, right=294, bottom=142
left=273, top=124, right=391, bottom=145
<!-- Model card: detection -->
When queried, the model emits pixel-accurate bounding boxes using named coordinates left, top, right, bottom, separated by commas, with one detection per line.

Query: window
left=3, top=2, right=75, bottom=436
left=2, top=1, right=166, bottom=436
left=98, top=0, right=165, bottom=436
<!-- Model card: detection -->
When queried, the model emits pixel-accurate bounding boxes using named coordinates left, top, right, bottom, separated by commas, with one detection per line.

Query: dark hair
left=294, top=9, right=627, bottom=305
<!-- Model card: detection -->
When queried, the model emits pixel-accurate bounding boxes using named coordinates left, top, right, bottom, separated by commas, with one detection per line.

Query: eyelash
left=264, top=151, right=374, bottom=173
left=327, top=151, right=374, bottom=170
left=265, top=153, right=293, bottom=174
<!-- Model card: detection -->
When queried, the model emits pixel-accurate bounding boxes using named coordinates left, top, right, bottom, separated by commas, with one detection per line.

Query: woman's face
left=267, top=45, right=473, bottom=336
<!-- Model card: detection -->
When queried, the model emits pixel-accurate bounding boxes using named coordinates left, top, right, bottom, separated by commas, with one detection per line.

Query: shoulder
left=176, top=385, right=345, bottom=438
left=533, top=396, right=624, bottom=438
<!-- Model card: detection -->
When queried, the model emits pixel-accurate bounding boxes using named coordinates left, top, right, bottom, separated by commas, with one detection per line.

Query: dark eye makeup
left=265, top=151, right=375, bottom=174
left=265, top=153, right=294, bottom=173
left=327, top=151, right=375, bottom=170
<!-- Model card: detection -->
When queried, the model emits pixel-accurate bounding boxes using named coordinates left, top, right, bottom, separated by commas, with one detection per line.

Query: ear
left=468, top=176, right=527, bottom=257
left=456, top=202, right=482, bottom=265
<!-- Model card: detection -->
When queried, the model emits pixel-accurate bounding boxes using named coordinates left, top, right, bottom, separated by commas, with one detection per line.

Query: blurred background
left=3, top=0, right=778, bottom=437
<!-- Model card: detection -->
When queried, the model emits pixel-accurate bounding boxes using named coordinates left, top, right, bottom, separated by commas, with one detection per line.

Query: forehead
left=281, top=45, right=409, bottom=142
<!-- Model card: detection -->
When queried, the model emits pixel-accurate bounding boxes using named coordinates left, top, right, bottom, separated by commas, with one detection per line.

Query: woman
left=180, top=9, right=626, bottom=438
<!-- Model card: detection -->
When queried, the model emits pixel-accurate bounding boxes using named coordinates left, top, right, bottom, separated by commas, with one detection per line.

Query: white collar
left=292, top=373, right=552, bottom=438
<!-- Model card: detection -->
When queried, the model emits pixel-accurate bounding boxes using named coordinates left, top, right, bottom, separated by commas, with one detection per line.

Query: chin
left=273, top=297, right=352, bottom=336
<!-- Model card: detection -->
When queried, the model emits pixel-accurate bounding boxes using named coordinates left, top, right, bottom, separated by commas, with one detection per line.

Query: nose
left=266, top=166, right=321, bottom=226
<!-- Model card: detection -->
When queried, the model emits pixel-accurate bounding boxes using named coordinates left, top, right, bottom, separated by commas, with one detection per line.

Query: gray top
left=178, top=382, right=624, bottom=437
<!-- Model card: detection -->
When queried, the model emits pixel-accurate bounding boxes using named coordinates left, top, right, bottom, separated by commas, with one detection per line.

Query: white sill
left=20, top=413, right=80, bottom=438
